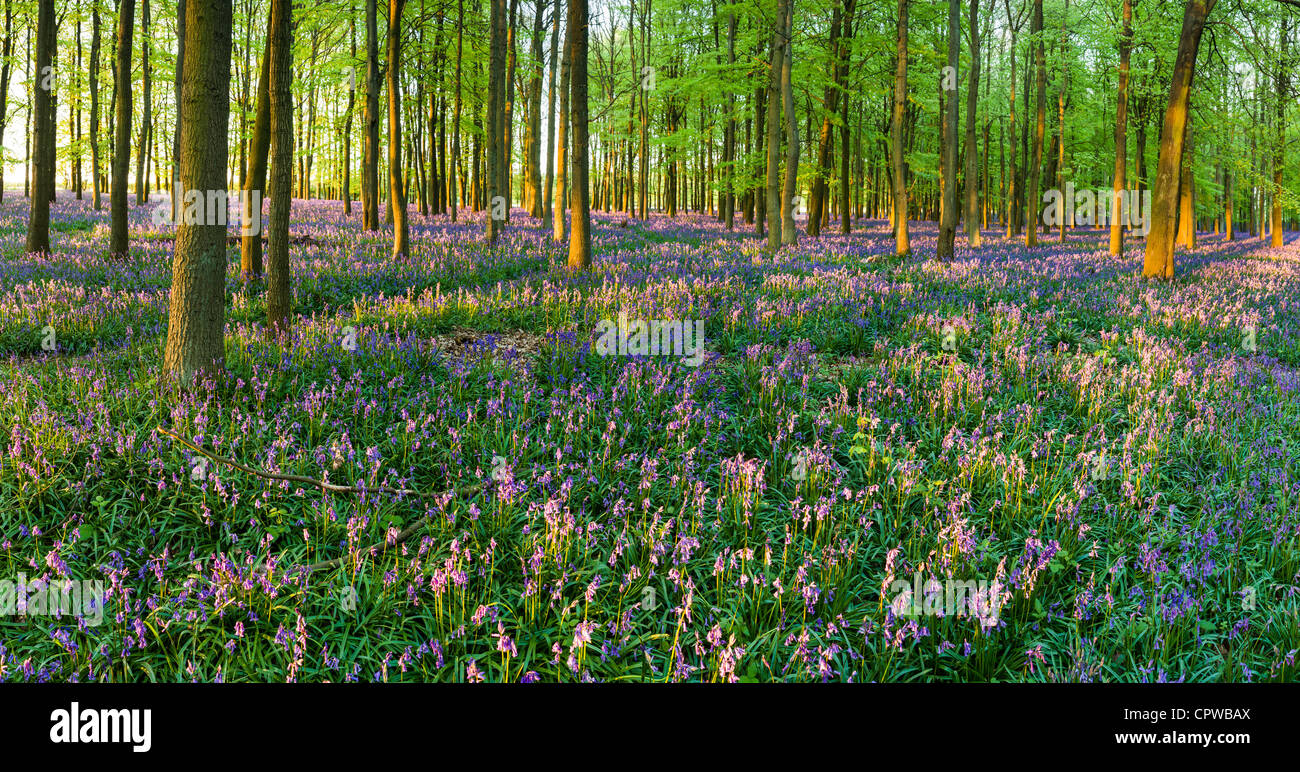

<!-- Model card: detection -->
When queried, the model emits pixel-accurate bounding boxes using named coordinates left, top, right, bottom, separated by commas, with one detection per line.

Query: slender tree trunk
left=1143, top=0, right=1215, bottom=279
left=241, top=47, right=271, bottom=281
left=343, top=9, right=355, bottom=215
left=387, top=0, right=410, bottom=256
left=566, top=0, right=590, bottom=270
left=840, top=0, right=854, bottom=234
left=0, top=0, right=12, bottom=203
left=552, top=3, right=570, bottom=242
left=363, top=0, right=380, bottom=230
left=487, top=0, right=507, bottom=243
left=1273, top=21, right=1289, bottom=248
left=164, top=0, right=233, bottom=386
left=110, top=0, right=135, bottom=258
left=1109, top=0, right=1131, bottom=255
left=451, top=0, right=465, bottom=222
left=89, top=1, right=102, bottom=209
left=25, top=0, right=54, bottom=254
left=265, top=0, right=294, bottom=334
left=964, top=0, right=981, bottom=247
left=136, top=0, right=151, bottom=204
left=891, top=0, right=909, bottom=255
left=937, top=0, right=959, bottom=260
left=764, top=0, right=788, bottom=252
left=780, top=0, right=798, bottom=246
left=1026, top=0, right=1045, bottom=247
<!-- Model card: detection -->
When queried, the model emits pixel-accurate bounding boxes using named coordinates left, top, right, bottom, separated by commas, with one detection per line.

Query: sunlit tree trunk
left=487, top=0, right=507, bottom=244
left=937, top=0, right=959, bottom=260
left=780, top=0, right=798, bottom=246
left=163, top=0, right=232, bottom=386
left=387, top=0, right=410, bottom=257
left=265, top=0, right=294, bottom=335
left=1026, top=0, right=1045, bottom=247
left=1272, top=21, right=1289, bottom=248
left=363, top=0, right=380, bottom=230
left=241, top=47, right=270, bottom=282
left=1109, top=0, right=1131, bottom=255
left=890, top=0, right=909, bottom=255
left=1143, top=0, right=1216, bottom=279
left=25, top=0, right=54, bottom=254
left=964, top=0, right=981, bottom=248
left=566, top=0, right=591, bottom=270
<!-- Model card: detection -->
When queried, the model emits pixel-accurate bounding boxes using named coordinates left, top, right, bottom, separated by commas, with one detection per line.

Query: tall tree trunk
left=1109, top=0, right=1131, bottom=255
left=1273, top=21, right=1289, bottom=248
left=487, top=0, right=507, bottom=243
left=363, top=0, right=380, bottom=230
left=937, top=0, right=959, bottom=260
left=780, top=0, right=798, bottom=246
left=764, top=0, right=788, bottom=252
left=265, top=0, right=294, bottom=334
left=0, top=0, right=12, bottom=204
left=1143, top=0, right=1215, bottom=279
left=964, top=0, right=981, bottom=247
left=136, top=0, right=151, bottom=204
left=25, top=0, right=54, bottom=254
left=566, top=0, right=590, bottom=270
left=90, top=0, right=102, bottom=210
left=541, top=0, right=558, bottom=224
left=807, top=0, right=841, bottom=238
left=839, top=0, right=854, bottom=235
left=387, top=0, right=410, bottom=256
left=552, top=3, right=570, bottom=242
left=1026, top=0, right=1045, bottom=247
left=163, top=0, right=233, bottom=386
left=890, top=0, right=909, bottom=255
left=343, top=8, right=355, bottom=216
left=172, top=0, right=185, bottom=220
left=451, top=0, right=465, bottom=222
left=241, top=47, right=271, bottom=281
left=110, top=0, right=135, bottom=258
left=724, top=8, right=737, bottom=231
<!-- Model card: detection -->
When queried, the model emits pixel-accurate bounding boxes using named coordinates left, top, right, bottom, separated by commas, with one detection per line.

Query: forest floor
left=2, top=192, right=1300, bottom=682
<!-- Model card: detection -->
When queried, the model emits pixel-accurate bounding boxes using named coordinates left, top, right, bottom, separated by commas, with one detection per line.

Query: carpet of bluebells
left=2, top=191, right=1300, bottom=683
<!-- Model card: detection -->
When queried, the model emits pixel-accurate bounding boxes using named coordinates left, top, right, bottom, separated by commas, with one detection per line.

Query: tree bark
left=1142, top=0, right=1215, bottom=279
left=265, top=0, right=294, bottom=334
left=1109, top=0, right=1131, bottom=255
left=937, top=0, right=959, bottom=260
left=387, top=0, right=410, bottom=257
left=110, top=0, right=135, bottom=258
left=363, top=0, right=380, bottom=230
left=566, top=0, right=591, bottom=270
left=1026, top=0, right=1045, bottom=247
left=163, top=0, right=233, bottom=386
left=964, top=0, right=981, bottom=247
left=25, top=0, right=54, bottom=254
left=241, top=46, right=271, bottom=281
left=552, top=2, right=570, bottom=242
left=890, top=0, right=909, bottom=255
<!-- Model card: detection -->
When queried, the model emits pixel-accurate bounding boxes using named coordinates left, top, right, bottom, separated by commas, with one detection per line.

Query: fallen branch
left=155, top=425, right=490, bottom=575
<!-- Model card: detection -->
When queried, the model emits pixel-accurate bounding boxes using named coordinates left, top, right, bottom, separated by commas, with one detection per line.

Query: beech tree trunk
left=163, top=0, right=233, bottom=386
left=25, top=0, right=54, bottom=254
left=1143, top=0, right=1216, bottom=279
left=387, top=0, right=410, bottom=257
left=890, top=0, right=909, bottom=255
left=566, top=0, right=591, bottom=270
left=265, top=0, right=294, bottom=334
